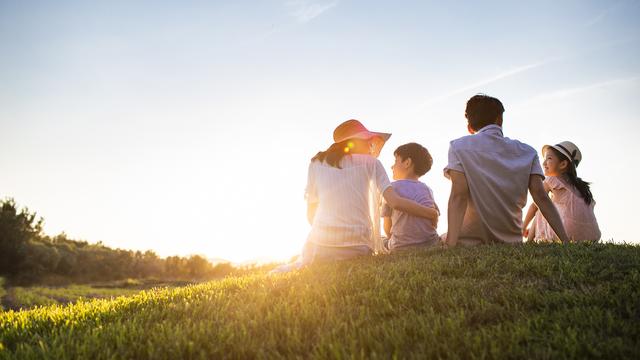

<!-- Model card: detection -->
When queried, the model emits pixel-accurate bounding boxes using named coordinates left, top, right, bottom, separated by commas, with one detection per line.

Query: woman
left=302, top=119, right=438, bottom=264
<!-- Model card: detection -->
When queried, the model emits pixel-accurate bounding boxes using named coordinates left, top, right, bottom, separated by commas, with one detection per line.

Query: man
left=444, top=94, right=569, bottom=246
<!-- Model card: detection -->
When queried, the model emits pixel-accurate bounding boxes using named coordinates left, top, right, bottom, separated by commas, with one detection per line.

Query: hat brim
left=335, top=131, right=391, bottom=144
left=542, top=144, right=573, bottom=164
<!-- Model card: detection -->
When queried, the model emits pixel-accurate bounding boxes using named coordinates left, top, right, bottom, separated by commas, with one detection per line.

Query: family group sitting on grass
left=279, top=94, right=601, bottom=270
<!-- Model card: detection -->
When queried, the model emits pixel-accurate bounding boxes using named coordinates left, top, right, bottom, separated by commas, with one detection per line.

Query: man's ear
left=467, top=124, right=475, bottom=134
left=496, top=114, right=503, bottom=127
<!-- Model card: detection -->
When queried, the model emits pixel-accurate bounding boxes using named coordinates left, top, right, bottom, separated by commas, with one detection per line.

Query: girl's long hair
left=550, top=147, right=594, bottom=205
left=311, top=139, right=369, bottom=168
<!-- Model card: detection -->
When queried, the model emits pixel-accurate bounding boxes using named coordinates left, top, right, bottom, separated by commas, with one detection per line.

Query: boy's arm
left=446, top=170, right=469, bottom=247
left=383, top=187, right=439, bottom=224
left=383, top=217, right=392, bottom=238
left=528, top=175, right=569, bottom=243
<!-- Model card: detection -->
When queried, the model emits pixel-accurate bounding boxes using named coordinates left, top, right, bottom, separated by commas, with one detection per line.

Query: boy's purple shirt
left=382, top=179, right=440, bottom=249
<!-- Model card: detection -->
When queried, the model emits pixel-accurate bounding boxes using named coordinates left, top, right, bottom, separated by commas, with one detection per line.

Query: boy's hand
left=522, top=227, right=529, bottom=238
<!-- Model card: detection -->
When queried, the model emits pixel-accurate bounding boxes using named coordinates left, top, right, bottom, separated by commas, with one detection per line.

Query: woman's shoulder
left=311, top=154, right=381, bottom=171
left=344, top=154, right=380, bottom=166
left=308, top=155, right=376, bottom=168
left=349, top=153, right=376, bottom=161
left=308, top=159, right=333, bottom=173
left=308, top=159, right=321, bottom=168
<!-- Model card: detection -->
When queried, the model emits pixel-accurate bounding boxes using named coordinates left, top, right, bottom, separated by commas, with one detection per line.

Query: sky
left=1, top=0, right=639, bottom=263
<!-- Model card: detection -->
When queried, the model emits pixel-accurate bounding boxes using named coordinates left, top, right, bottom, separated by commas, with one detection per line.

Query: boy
left=382, top=142, right=440, bottom=251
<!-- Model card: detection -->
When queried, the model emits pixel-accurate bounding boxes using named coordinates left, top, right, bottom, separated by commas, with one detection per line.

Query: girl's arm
left=528, top=175, right=569, bottom=244
left=522, top=203, right=538, bottom=237
left=522, top=179, right=550, bottom=237
left=383, top=187, right=439, bottom=223
left=383, top=217, right=392, bottom=238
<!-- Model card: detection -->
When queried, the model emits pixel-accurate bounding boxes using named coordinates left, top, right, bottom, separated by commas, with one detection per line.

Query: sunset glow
left=1, top=1, right=638, bottom=263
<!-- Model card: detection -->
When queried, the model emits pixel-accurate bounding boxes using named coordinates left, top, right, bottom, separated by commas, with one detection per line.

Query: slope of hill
left=1, top=243, right=639, bottom=359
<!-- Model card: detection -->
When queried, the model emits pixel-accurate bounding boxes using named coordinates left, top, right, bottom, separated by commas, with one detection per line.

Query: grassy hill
left=0, top=279, right=195, bottom=311
left=1, top=243, right=639, bottom=359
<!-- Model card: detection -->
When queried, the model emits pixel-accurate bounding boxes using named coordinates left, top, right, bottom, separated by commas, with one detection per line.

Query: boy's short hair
left=465, top=94, right=504, bottom=132
left=394, top=143, right=433, bottom=176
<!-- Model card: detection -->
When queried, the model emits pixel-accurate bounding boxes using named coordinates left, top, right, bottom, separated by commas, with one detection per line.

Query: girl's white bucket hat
left=543, top=141, right=582, bottom=168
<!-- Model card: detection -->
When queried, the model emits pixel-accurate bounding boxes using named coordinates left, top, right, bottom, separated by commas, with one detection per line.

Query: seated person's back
left=383, top=143, right=440, bottom=250
left=445, top=95, right=543, bottom=244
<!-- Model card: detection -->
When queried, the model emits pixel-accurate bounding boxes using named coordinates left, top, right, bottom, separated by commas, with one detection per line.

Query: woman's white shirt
left=305, top=154, right=391, bottom=249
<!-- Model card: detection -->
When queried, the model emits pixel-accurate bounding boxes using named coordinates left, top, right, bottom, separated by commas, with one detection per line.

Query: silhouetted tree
left=0, top=199, right=235, bottom=284
left=186, top=255, right=211, bottom=279
left=0, top=199, right=43, bottom=277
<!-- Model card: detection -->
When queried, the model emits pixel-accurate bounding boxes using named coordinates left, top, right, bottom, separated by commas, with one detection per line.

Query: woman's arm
left=382, top=187, right=439, bottom=222
left=383, top=217, right=392, bottom=238
left=307, top=202, right=318, bottom=225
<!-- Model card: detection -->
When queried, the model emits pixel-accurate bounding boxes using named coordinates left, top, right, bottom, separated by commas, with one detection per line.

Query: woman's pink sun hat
left=543, top=141, right=582, bottom=168
left=333, top=119, right=392, bottom=144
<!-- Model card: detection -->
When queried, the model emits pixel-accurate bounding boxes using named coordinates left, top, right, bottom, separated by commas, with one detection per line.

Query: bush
left=0, top=199, right=237, bottom=285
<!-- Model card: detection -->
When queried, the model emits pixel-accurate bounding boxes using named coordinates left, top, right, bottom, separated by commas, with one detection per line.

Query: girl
left=523, top=141, right=601, bottom=243
left=302, top=119, right=438, bottom=264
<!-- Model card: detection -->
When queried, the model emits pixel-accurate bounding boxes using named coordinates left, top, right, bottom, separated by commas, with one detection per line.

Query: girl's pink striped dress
left=532, top=176, right=601, bottom=242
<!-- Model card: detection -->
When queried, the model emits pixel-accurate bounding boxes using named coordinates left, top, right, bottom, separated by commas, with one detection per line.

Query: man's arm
left=383, top=187, right=439, bottom=223
left=528, top=175, right=569, bottom=243
left=383, top=217, right=392, bottom=238
left=446, top=170, right=470, bottom=247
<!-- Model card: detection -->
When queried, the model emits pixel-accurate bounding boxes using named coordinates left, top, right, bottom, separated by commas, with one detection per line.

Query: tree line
left=0, top=198, right=235, bottom=285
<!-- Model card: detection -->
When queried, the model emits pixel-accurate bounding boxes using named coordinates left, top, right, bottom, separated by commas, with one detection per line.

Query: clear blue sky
left=1, top=0, right=639, bottom=262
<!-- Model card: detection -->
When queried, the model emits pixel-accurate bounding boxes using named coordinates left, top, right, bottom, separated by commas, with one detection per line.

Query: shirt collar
left=477, top=124, right=503, bottom=136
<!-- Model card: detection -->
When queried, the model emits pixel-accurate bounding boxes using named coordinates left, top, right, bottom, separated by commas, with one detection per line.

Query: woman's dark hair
left=465, top=94, right=505, bottom=132
left=311, top=139, right=369, bottom=168
left=549, top=147, right=594, bottom=205
left=394, top=143, right=433, bottom=176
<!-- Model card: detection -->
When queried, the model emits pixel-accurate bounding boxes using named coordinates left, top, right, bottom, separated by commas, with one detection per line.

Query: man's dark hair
left=394, top=143, right=433, bottom=177
left=465, top=94, right=505, bottom=131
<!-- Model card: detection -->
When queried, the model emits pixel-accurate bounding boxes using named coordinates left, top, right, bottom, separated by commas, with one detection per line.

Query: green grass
left=1, top=243, right=639, bottom=359
left=2, top=286, right=142, bottom=311
left=1, top=279, right=194, bottom=311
